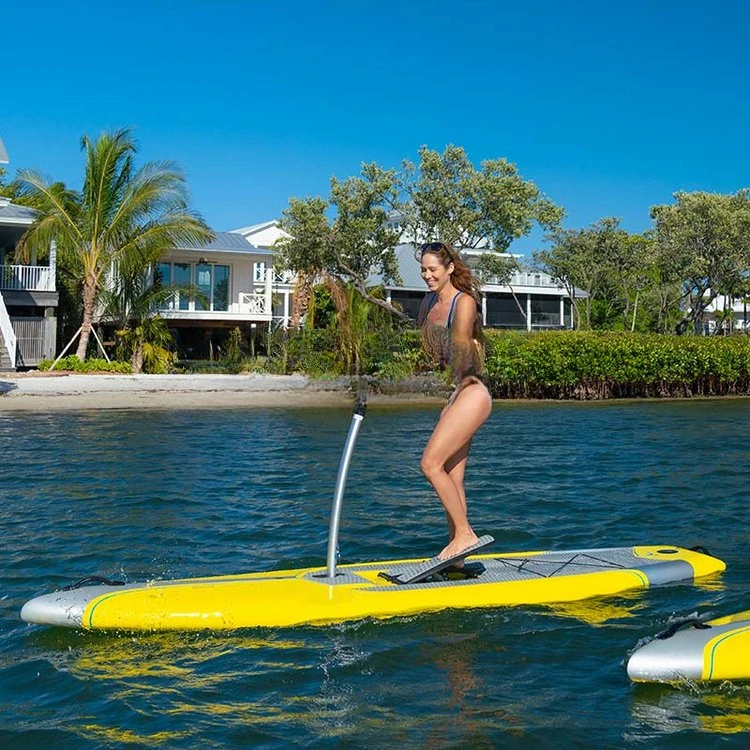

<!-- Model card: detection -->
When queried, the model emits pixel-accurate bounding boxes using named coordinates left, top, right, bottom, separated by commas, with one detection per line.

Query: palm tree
left=13, top=128, right=213, bottom=360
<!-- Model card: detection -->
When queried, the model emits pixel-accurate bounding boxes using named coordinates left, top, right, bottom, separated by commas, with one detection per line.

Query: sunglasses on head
left=421, top=242, right=456, bottom=260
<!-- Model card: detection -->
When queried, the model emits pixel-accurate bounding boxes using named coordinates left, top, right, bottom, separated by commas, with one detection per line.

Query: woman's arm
left=449, top=294, right=480, bottom=384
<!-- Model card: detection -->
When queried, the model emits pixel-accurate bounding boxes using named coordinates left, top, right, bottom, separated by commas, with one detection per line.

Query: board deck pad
left=386, top=535, right=495, bottom=584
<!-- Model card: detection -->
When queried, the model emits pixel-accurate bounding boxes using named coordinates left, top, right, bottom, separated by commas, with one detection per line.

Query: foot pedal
left=388, top=535, right=495, bottom=585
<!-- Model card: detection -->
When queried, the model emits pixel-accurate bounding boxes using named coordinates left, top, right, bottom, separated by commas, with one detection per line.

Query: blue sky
left=3, top=0, right=749, bottom=255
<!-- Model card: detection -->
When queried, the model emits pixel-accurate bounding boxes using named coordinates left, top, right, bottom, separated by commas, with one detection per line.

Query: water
left=1, top=399, right=749, bottom=748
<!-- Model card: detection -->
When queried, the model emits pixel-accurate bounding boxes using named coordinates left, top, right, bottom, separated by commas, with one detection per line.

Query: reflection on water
left=630, top=684, right=750, bottom=738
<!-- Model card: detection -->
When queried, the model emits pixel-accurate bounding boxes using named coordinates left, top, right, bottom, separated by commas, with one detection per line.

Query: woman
left=417, top=241, right=492, bottom=560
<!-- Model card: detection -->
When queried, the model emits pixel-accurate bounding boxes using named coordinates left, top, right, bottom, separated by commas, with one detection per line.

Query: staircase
left=0, top=291, right=16, bottom=371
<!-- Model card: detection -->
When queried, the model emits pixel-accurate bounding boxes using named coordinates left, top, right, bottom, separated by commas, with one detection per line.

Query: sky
left=3, top=0, right=750, bottom=256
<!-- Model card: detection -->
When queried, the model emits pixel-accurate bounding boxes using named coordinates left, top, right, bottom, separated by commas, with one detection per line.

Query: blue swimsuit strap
left=446, top=291, right=462, bottom=329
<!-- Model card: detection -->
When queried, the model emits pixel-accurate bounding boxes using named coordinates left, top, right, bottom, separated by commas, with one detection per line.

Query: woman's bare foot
left=438, top=531, right=479, bottom=560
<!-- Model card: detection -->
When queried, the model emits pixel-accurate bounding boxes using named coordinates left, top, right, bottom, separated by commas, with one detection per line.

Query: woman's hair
left=418, top=241, right=485, bottom=346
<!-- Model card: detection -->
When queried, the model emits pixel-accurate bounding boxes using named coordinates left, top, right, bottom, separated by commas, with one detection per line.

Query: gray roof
left=176, top=231, right=273, bottom=255
left=0, top=200, right=37, bottom=224
left=367, top=243, right=427, bottom=290
left=390, top=243, right=425, bottom=290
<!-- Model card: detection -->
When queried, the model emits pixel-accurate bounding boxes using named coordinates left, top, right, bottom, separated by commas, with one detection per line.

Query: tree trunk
left=131, top=342, right=144, bottom=373
left=290, top=274, right=313, bottom=329
left=75, top=278, right=97, bottom=360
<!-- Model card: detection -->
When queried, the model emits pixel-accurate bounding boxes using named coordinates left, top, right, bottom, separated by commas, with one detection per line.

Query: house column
left=283, top=291, right=290, bottom=329
left=264, top=263, right=273, bottom=317
left=560, top=296, right=564, bottom=328
left=49, top=240, right=57, bottom=292
left=482, top=295, right=487, bottom=326
left=526, top=294, right=532, bottom=331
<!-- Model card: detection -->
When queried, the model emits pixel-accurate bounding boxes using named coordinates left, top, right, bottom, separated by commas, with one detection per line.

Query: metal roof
left=230, top=220, right=279, bottom=235
left=0, top=200, right=37, bottom=224
left=176, top=231, right=273, bottom=255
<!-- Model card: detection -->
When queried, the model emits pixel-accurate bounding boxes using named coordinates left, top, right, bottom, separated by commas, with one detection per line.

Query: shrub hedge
left=38, top=356, right=132, bottom=374
left=484, top=331, right=750, bottom=399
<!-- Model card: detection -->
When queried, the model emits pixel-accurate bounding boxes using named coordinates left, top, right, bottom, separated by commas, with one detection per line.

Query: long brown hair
left=418, top=241, right=484, bottom=340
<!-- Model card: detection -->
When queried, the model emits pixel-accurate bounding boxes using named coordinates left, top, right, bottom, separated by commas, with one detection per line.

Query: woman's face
left=420, top=252, right=454, bottom=292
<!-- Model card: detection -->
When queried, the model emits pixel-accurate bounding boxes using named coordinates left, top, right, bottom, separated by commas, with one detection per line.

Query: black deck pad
left=386, top=535, right=495, bottom=585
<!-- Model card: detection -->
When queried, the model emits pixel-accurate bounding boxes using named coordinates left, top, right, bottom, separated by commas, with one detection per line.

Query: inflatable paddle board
left=627, top=609, right=750, bottom=683
left=21, top=545, right=724, bottom=631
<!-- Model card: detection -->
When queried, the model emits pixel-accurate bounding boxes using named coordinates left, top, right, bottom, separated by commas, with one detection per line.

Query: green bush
left=38, top=356, right=132, bottom=373
left=173, top=359, right=244, bottom=374
left=484, top=331, right=750, bottom=398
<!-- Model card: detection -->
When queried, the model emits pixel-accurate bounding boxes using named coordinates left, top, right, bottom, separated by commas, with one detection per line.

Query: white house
left=0, top=137, right=59, bottom=370
left=231, top=220, right=296, bottom=330
left=151, top=230, right=278, bottom=359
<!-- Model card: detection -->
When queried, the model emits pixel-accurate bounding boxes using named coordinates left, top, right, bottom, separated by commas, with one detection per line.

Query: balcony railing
left=482, top=271, right=562, bottom=289
left=0, top=265, right=56, bottom=292
left=238, top=293, right=269, bottom=315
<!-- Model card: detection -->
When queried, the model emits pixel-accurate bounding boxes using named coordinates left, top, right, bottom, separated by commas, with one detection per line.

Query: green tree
left=12, top=128, right=212, bottom=359
left=276, top=168, right=404, bottom=325
left=650, top=190, right=750, bottom=334
left=400, top=145, right=563, bottom=249
left=534, top=218, right=625, bottom=329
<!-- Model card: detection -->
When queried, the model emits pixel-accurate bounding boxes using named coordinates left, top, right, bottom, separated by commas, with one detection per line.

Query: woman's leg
left=444, top=441, right=470, bottom=541
left=421, top=383, right=492, bottom=559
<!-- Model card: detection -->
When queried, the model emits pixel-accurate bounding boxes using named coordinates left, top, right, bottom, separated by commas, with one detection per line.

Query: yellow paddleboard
left=628, top=608, right=750, bottom=683
left=21, top=545, right=724, bottom=631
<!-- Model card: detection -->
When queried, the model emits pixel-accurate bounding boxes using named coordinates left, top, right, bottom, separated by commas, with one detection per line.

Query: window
left=153, top=261, right=230, bottom=311
left=173, top=263, right=191, bottom=310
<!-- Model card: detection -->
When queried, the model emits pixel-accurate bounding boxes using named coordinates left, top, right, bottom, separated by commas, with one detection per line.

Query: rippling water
left=2, top=399, right=750, bottom=748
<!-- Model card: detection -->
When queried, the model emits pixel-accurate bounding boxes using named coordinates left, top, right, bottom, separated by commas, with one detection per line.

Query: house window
left=213, top=265, right=229, bottom=311
left=195, top=262, right=230, bottom=311
left=174, top=263, right=191, bottom=310
left=154, top=261, right=229, bottom=311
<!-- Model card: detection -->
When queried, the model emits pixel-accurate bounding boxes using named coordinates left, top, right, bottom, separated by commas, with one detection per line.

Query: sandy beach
left=0, top=372, right=445, bottom=411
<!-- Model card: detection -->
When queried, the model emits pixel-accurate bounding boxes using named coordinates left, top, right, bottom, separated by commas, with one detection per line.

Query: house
left=227, top=222, right=575, bottom=332
left=0, top=137, right=59, bottom=370
left=379, top=244, right=575, bottom=329
left=230, top=220, right=295, bottom=330
left=152, top=231, right=278, bottom=359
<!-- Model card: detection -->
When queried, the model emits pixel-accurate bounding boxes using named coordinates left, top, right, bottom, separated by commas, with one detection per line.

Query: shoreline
left=0, top=372, right=446, bottom=411
left=3, top=372, right=750, bottom=412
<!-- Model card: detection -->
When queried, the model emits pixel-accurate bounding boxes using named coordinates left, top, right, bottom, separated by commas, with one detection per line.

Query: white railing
left=274, top=269, right=294, bottom=284
left=252, top=265, right=294, bottom=285
left=0, top=293, right=17, bottom=368
left=238, top=293, right=269, bottom=315
left=483, top=271, right=562, bottom=289
left=0, top=264, right=55, bottom=292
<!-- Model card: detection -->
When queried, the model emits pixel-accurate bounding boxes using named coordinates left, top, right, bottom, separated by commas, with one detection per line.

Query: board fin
left=385, top=535, right=495, bottom=585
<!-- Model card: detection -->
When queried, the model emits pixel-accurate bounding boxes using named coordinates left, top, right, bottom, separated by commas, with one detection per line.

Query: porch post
left=526, top=294, right=532, bottom=331
left=560, top=296, right=564, bottom=328
left=283, top=291, right=290, bottom=329
left=264, top=262, right=273, bottom=317
left=49, top=240, right=57, bottom=292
